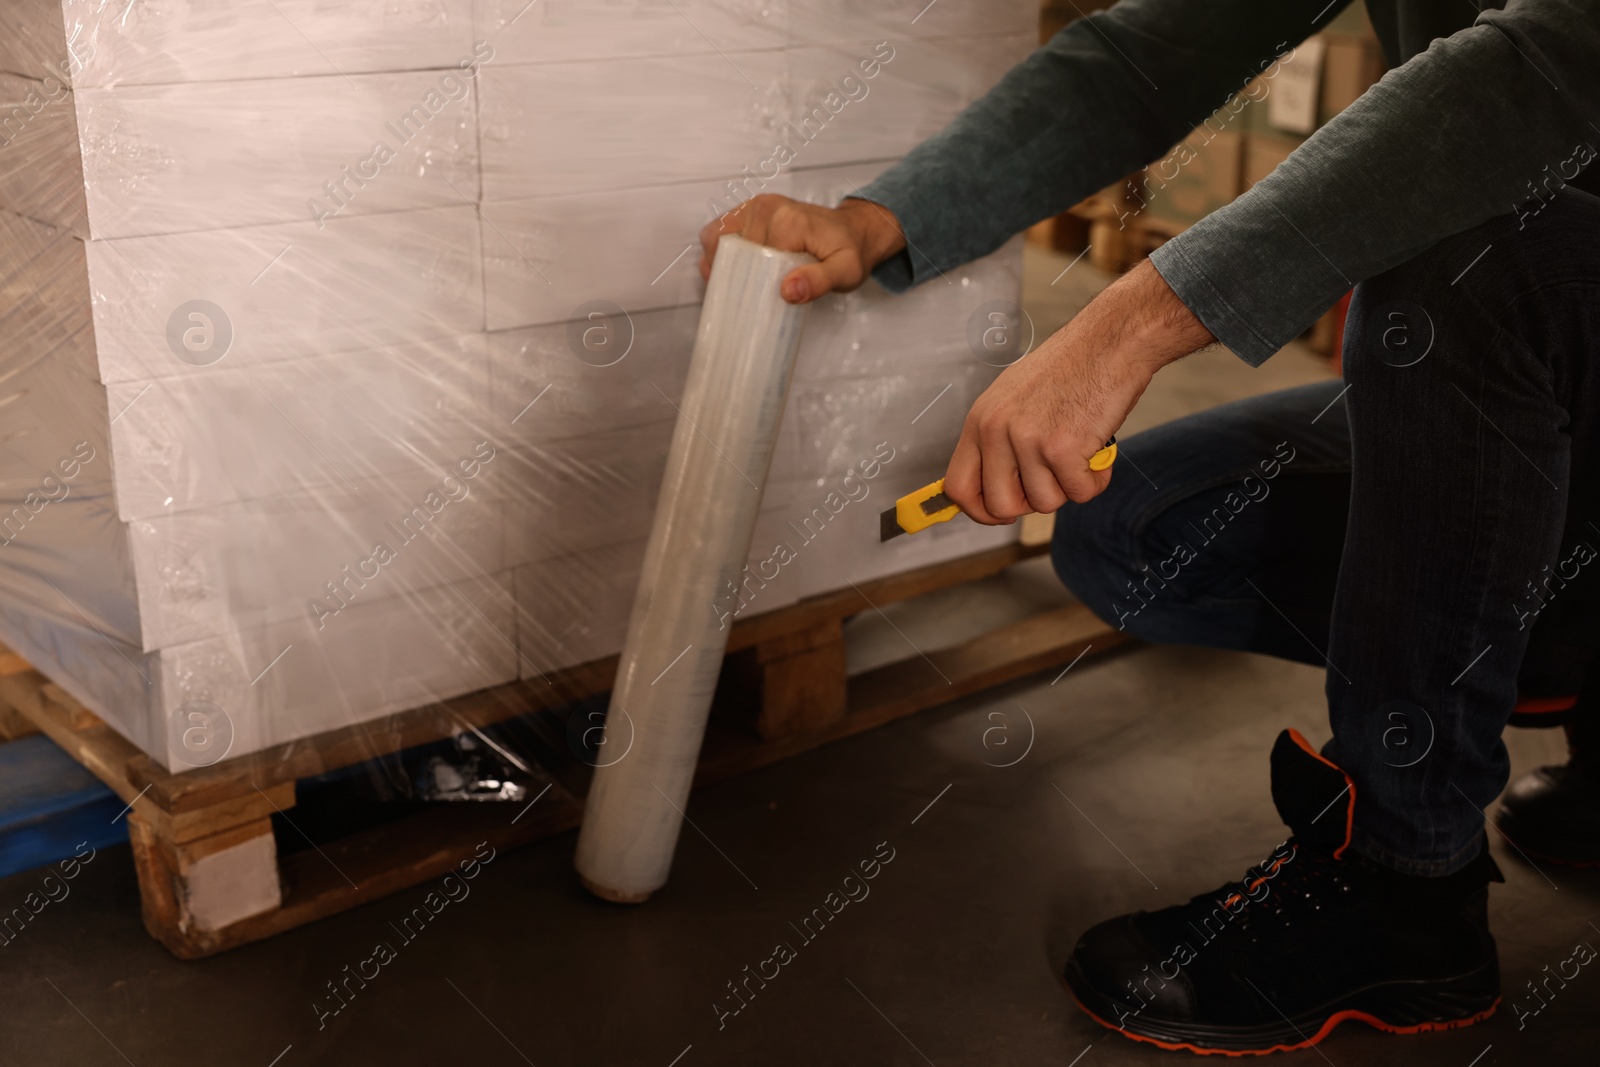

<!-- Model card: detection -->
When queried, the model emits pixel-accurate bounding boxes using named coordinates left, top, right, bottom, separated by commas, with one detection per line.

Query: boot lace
left=1192, top=839, right=1352, bottom=942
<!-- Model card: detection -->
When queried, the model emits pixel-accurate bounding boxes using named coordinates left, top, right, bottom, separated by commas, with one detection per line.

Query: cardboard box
left=480, top=0, right=783, bottom=64
left=487, top=306, right=699, bottom=446
left=788, top=38, right=1031, bottom=170
left=107, top=336, right=492, bottom=520
left=1321, top=32, right=1386, bottom=122
left=87, top=206, right=484, bottom=382
left=791, top=0, right=1037, bottom=47
left=480, top=178, right=728, bottom=331
left=1232, top=77, right=1275, bottom=134
left=1267, top=36, right=1326, bottom=136
left=0, top=572, right=517, bottom=770
left=3, top=0, right=476, bottom=87
left=1141, top=129, right=1244, bottom=229
left=479, top=53, right=786, bottom=202
left=76, top=71, right=478, bottom=238
left=126, top=471, right=504, bottom=650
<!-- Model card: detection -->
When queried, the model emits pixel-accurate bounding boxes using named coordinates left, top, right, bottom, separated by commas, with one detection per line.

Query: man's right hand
left=699, top=194, right=907, bottom=305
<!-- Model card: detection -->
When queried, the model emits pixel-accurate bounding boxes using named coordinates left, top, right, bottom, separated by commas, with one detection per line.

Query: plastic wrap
left=787, top=37, right=1033, bottom=168
left=2, top=1, right=477, bottom=87
left=480, top=0, right=785, bottom=63
left=0, top=1, right=1038, bottom=772
left=479, top=53, right=788, bottom=201
left=87, top=208, right=484, bottom=382
left=576, top=236, right=813, bottom=899
left=788, top=0, right=1036, bottom=45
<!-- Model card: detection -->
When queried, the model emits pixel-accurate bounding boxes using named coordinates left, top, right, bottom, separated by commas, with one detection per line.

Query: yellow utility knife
left=878, top=439, right=1117, bottom=542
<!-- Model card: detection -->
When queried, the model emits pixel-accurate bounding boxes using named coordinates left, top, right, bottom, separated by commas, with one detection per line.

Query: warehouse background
left=1, top=2, right=1595, bottom=1064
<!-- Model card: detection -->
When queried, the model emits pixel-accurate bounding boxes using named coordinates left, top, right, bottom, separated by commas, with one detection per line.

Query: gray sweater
left=857, top=0, right=1600, bottom=365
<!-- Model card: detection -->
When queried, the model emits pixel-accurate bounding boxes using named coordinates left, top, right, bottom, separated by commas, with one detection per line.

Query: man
left=701, top=0, right=1600, bottom=1055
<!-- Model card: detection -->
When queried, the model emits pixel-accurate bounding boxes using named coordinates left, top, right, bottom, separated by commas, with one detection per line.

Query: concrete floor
left=3, top=248, right=1595, bottom=1066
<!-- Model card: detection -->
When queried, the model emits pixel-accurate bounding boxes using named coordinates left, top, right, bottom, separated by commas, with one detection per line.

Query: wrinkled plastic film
left=0, top=2, right=1032, bottom=780
left=575, top=237, right=813, bottom=900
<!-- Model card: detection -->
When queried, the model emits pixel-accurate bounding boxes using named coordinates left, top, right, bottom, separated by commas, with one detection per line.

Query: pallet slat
left=696, top=603, right=1125, bottom=784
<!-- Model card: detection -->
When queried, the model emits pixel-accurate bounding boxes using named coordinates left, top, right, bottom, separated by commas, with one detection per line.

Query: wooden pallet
left=0, top=541, right=1125, bottom=958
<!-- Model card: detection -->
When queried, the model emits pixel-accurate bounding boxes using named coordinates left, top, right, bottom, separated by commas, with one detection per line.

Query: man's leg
left=1052, top=379, right=1352, bottom=663
left=1053, top=319, right=1600, bottom=873
left=1059, top=188, right=1600, bottom=1053
left=1326, top=186, right=1600, bottom=875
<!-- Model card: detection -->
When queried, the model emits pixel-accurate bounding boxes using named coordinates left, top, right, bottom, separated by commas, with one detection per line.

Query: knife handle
left=895, top=438, right=1117, bottom=536
left=893, top=479, right=962, bottom=537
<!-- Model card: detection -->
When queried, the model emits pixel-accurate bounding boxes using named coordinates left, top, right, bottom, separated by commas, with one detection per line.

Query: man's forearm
left=1152, top=0, right=1600, bottom=365
left=855, top=0, right=1347, bottom=290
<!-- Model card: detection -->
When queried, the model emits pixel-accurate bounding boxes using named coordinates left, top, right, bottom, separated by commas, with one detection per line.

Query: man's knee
left=1052, top=490, right=1164, bottom=635
left=1344, top=223, right=1492, bottom=376
left=1051, top=500, right=1120, bottom=611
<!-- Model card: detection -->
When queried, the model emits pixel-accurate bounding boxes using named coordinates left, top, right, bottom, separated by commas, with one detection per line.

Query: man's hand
left=700, top=195, right=907, bottom=304
left=945, top=259, right=1216, bottom=522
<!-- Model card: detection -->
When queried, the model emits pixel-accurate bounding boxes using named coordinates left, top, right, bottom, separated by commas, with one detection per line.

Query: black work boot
left=1497, top=716, right=1600, bottom=868
left=1062, top=729, right=1502, bottom=1055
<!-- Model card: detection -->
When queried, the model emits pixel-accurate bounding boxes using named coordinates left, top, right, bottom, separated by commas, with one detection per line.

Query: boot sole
left=1063, top=958, right=1498, bottom=1056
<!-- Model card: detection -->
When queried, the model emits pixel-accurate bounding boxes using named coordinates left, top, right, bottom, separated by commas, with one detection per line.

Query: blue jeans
left=1053, top=188, right=1600, bottom=876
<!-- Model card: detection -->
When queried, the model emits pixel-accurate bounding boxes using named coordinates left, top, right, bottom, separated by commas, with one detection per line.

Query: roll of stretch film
left=575, top=236, right=813, bottom=901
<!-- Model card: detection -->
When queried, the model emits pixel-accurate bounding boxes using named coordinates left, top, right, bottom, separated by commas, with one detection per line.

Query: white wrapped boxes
left=0, top=0, right=1036, bottom=769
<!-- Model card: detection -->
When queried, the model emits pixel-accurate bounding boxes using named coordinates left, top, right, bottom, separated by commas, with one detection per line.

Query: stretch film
left=0, top=2, right=1030, bottom=774
left=575, top=236, right=812, bottom=901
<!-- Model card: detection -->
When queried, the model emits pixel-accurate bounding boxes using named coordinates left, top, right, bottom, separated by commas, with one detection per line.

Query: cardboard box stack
left=1138, top=3, right=1386, bottom=230
left=0, top=1, right=1037, bottom=769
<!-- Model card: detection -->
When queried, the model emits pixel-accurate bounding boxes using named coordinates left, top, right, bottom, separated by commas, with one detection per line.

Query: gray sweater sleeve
left=857, top=0, right=1350, bottom=294
left=858, top=0, right=1600, bottom=366
left=1151, top=0, right=1600, bottom=364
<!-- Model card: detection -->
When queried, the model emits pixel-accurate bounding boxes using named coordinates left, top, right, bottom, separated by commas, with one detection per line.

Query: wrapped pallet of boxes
left=0, top=1, right=1037, bottom=771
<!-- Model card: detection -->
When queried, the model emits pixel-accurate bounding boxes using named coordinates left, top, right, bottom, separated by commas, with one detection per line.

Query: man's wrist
left=838, top=197, right=908, bottom=271
left=1110, top=259, right=1217, bottom=372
